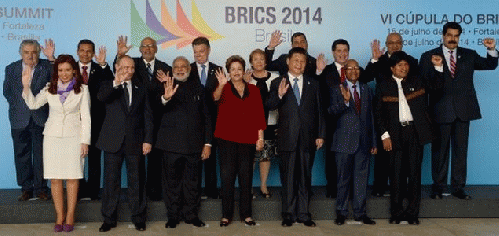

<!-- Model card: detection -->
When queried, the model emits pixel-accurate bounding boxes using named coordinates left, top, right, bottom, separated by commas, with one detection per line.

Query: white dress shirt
left=381, top=76, right=414, bottom=140
left=287, top=72, right=304, bottom=97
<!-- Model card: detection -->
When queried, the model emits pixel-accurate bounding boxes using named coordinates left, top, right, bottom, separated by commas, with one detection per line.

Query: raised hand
left=114, top=64, right=126, bottom=84
left=431, top=55, right=443, bottom=67
left=117, top=35, right=132, bottom=56
left=483, top=38, right=496, bottom=50
left=22, top=65, right=33, bottom=88
left=268, top=30, right=283, bottom=50
left=339, top=84, right=351, bottom=102
left=243, top=69, right=253, bottom=83
left=370, top=39, right=385, bottom=60
left=41, top=38, right=55, bottom=61
left=162, top=72, right=178, bottom=100
left=215, top=68, right=228, bottom=86
left=316, top=53, right=327, bottom=72
left=95, top=46, right=107, bottom=66
left=278, top=78, right=289, bottom=98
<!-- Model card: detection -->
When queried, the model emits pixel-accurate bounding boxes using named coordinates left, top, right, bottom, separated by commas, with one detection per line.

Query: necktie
left=340, top=66, right=346, bottom=83
left=200, top=64, right=207, bottom=85
left=146, top=62, right=153, bottom=80
left=293, top=78, right=300, bottom=106
left=449, top=50, right=456, bottom=78
left=82, top=66, right=88, bottom=85
left=123, top=82, right=130, bottom=110
left=353, top=84, right=361, bottom=114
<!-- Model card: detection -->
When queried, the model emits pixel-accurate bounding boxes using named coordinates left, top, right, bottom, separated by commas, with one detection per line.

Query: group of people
left=3, top=21, right=497, bottom=232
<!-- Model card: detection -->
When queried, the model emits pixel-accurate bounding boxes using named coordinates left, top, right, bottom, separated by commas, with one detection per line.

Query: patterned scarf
left=57, top=77, right=76, bottom=104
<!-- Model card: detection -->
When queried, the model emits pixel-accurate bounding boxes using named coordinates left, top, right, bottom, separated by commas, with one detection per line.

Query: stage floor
left=1, top=186, right=499, bottom=224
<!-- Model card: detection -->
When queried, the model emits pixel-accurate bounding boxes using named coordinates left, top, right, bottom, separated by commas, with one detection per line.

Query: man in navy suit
left=116, top=36, right=172, bottom=201
left=190, top=36, right=222, bottom=199
left=3, top=39, right=54, bottom=201
left=266, top=47, right=325, bottom=227
left=97, top=55, right=153, bottom=232
left=76, top=39, right=113, bottom=200
left=420, top=22, right=498, bottom=200
left=329, top=59, right=377, bottom=225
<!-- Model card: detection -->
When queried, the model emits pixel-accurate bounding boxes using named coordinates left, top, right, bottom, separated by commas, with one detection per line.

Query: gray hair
left=172, top=56, right=190, bottom=67
left=19, top=40, right=41, bottom=56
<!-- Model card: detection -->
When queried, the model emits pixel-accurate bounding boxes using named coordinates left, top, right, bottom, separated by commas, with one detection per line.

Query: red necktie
left=449, top=50, right=456, bottom=78
left=353, top=84, right=361, bottom=115
left=82, top=66, right=89, bottom=84
left=340, top=66, right=346, bottom=83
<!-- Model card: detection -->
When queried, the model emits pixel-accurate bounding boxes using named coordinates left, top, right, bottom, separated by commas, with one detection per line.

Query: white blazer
left=23, top=83, right=91, bottom=145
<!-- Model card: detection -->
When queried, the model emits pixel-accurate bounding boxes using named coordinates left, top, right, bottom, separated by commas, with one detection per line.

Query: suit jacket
left=85, top=61, right=113, bottom=145
left=23, top=84, right=91, bottom=144
left=420, top=45, right=499, bottom=123
left=96, top=79, right=153, bottom=155
left=3, top=59, right=51, bottom=129
left=375, top=76, right=434, bottom=149
left=190, top=62, right=222, bottom=129
left=266, top=74, right=326, bottom=152
left=265, top=47, right=317, bottom=78
left=155, top=75, right=212, bottom=154
left=328, top=82, right=376, bottom=154
left=364, top=52, right=419, bottom=83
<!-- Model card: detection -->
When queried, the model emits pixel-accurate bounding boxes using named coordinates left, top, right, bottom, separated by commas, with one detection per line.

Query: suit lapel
left=300, top=76, right=311, bottom=106
left=455, top=47, right=464, bottom=78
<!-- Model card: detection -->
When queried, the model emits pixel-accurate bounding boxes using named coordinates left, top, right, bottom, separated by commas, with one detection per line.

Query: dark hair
left=332, top=39, right=350, bottom=51
left=249, top=49, right=266, bottom=65
left=48, top=55, right=83, bottom=95
left=225, top=55, right=245, bottom=72
left=288, top=47, right=308, bottom=61
left=77, top=39, right=95, bottom=52
left=192, top=36, right=210, bottom=48
left=443, top=22, right=462, bottom=35
left=291, top=32, right=306, bottom=43
left=388, top=51, right=409, bottom=68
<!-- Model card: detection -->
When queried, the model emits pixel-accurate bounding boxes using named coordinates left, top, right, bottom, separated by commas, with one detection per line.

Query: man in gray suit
left=328, top=59, right=377, bottom=225
left=3, top=39, right=55, bottom=201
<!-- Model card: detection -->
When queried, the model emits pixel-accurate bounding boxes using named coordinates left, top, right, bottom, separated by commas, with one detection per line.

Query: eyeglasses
left=346, top=67, right=360, bottom=71
left=140, top=44, right=155, bottom=48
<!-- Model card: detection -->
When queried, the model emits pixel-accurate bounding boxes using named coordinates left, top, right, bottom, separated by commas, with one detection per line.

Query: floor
left=1, top=218, right=498, bottom=236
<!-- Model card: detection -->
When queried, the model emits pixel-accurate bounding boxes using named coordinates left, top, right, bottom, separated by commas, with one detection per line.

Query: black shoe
left=186, top=218, right=205, bottom=227
left=281, top=218, right=294, bottom=227
left=99, top=222, right=117, bottom=232
left=389, top=217, right=401, bottom=224
left=335, top=215, right=346, bottom=225
left=452, top=190, right=471, bottom=200
left=243, top=218, right=257, bottom=226
left=165, top=220, right=179, bottom=228
left=430, top=190, right=443, bottom=199
left=298, top=220, right=316, bottom=227
left=18, top=191, right=33, bottom=201
left=407, top=217, right=420, bottom=225
left=354, top=215, right=376, bottom=224
left=134, top=222, right=146, bottom=231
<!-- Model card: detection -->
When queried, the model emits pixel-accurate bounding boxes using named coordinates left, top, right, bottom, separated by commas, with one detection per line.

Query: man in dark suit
left=420, top=22, right=498, bottom=200
left=266, top=47, right=326, bottom=227
left=329, top=59, right=377, bottom=225
left=116, top=36, right=172, bottom=201
left=190, top=36, right=222, bottom=199
left=76, top=39, right=113, bottom=200
left=3, top=39, right=54, bottom=201
left=364, top=33, right=419, bottom=197
left=265, top=31, right=317, bottom=77
left=155, top=56, right=212, bottom=228
left=376, top=51, right=435, bottom=225
left=96, top=55, right=153, bottom=232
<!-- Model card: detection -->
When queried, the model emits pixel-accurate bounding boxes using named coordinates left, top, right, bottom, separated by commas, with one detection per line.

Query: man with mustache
left=420, top=22, right=498, bottom=200
left=155, top=56, right=212, bottom=228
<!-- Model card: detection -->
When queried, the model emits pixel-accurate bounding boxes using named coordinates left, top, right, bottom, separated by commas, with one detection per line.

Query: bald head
left=345, top=59, right=360, bottom=83
left=385, top=33, right=403, bottom=55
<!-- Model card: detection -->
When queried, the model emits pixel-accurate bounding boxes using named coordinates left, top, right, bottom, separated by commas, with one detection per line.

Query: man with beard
left=155, top=56, right=212, bottom=228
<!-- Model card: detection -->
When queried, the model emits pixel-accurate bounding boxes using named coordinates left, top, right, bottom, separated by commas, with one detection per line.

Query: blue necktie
left=293, top=78, right=300, bottom=105
left=146, top=62, right=153, bottom=80
left=200, top=64, right=207, bottom=85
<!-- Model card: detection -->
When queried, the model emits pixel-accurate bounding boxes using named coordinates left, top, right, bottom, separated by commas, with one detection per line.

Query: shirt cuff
left=113, top=80, right=123, bottom=88
left=370, top=58, right=378, bottom=63
left=204, top=143, right=212, bottom=147
left=381, top=131, right=390, bottom=140
left=161, top=95, right=170, bottom=105
left=316, top=69, right=323, bottom=75
left=487, top=49, right=498, bottom=57
left=434, top=65, right=444, bottom=72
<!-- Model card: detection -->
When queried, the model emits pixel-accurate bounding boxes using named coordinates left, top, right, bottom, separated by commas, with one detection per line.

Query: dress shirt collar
left=143, top=58, right=156, bottom=69
left=392, top=75, right=404, bottom=83
left=345, top=79, right=359, bottom=93
left=196, top=61, right=209, bottom=70
left=78, top=61, right=91, bottom=71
